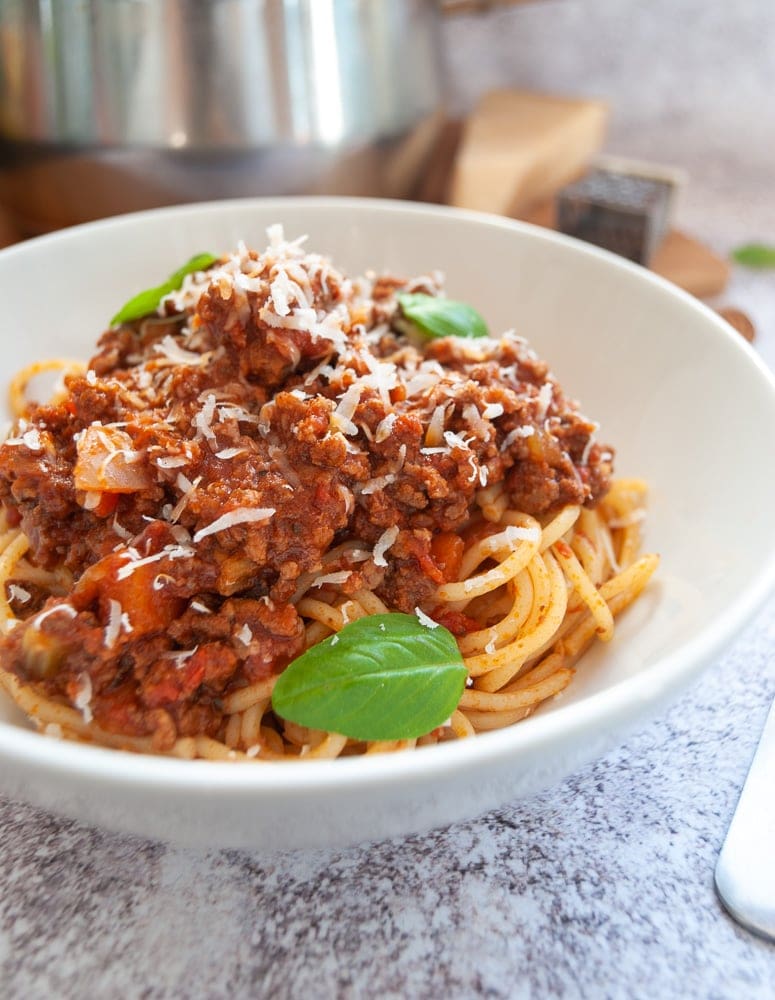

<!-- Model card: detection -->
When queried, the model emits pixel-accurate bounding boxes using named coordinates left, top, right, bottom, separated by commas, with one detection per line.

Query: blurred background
left=0, top=0, right=772, bottom=361
left=446, top=0, right=774, bottom=242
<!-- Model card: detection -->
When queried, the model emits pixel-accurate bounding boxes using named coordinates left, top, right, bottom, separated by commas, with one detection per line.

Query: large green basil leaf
left=111, top=251, right=220, bottom=325
left=272, top=612, right=467, bottom=741
left=397, top=292, right=489, bottom=340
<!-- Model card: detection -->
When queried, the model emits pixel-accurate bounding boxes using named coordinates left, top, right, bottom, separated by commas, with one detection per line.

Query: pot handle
left=441, top=0, right=541, bottom=14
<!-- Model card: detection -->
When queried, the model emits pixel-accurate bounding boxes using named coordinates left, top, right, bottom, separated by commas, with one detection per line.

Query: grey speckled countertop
left=2, top=606, right=774, bottom=999
left=2, top=2, right=775, bottom=997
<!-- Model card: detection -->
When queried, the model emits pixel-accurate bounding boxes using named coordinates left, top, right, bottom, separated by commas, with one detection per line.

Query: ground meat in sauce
left=0, top=231, right=612, bottom=744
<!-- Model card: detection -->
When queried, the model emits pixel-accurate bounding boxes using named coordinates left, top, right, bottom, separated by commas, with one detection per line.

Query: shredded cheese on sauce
left=8, top=584, right=31, bottom=604
left=373, top=525, right=399, bottom=567
left=235, top=624, right=253, bottom=646
left=310, top=571, right=352, bottom=588
left=116, top=544, right=195, bottom=580
left=31, top=604, right=77, bottom=629
left=104, top=599, right=123, bottom=648
left=73, top=673, right=93, bottom=724
left=154, top=336, right=206, bottom=366
left=192, top=507, right=275, bottom=544
left=414, top=607, right=439, bottom=630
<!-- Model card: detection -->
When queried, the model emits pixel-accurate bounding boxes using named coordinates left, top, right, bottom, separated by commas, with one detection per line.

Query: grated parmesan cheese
left=502, top=425, right=535, bottom=449
left=22, top=428, right=43, bottom=451
left=32, top=604, right=77, bottom=629
left=217, top=404, right=261, bottom=425
left=176, top=472, right=196, bottom=494
left=311, top=570, right=351, bottom=588
left=374, top=412, right=397, bottom=444
left=536, top=381, right=553, bottom=420
left=267, top=222, right=285, bottom=248
left=580, top=423, right=600, bottom=466
left=73, top=673, right=93, bottom=724
left=161, top=647, right=199, bottom=669
left=404, top=370, right=440, bottom=398
left=358, top=473, right=395, bottom=495
left=339, top=601, right=357, bottom=625
left=332, top=383, right=363, bottom=436
left=193, top=394, right=217, bottom=444
left=463, top=403, right=490, bottom=440
left=154, top=335, right=205, bottom=366
left=444, top=430, right=474, bottom=452
left=116, top=544, right=195, bottom=581
left=8, top=584, right=31, bottom=604
left=303, top=356, right=336, bottom=387
left=269, top=268, right=296, bottom=316
left=373, top=525, right=399, bottom=567
left=425, top=404, right=448, bottom=448
left=414, top=607, right=439, bottom=630
left=104, top=598, right=123, bottom=648
left=192, top=507, right=275, bottom=544
left=169, top=524, right=192, bottom=545
left=169, top=475, right=202, bottom=523
left=111, top=515, right=133, bottom=541
left=235, top=624, right=253, bottom=645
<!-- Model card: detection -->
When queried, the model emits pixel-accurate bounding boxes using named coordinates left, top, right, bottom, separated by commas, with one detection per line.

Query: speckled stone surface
left=1, top=604, right=773, bottom=999
left=2, top=3, right=775, bottom=997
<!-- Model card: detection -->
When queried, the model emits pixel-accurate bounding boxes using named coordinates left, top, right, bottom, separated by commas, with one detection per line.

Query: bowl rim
left=1, top=195, right=774, bottom=798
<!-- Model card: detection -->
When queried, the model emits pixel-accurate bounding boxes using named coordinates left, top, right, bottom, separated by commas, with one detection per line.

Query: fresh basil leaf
left=168, top=251, right=221, bottom=287
left=397, top=292, right=489, bottom=340
left=271, top=612, right=467, bottom=741
left=110, top=251, right=220, bottom=325
left=731, top=243, right=775, bottom=269
left=110, top=282, right=173, bottom=327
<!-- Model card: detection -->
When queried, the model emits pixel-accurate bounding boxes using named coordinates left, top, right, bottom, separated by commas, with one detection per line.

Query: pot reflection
left=0, top=0, right=446, bottom=229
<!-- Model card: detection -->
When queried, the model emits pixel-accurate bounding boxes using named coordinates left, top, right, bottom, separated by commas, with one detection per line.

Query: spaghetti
left=0, top=228, right=657, bottom=760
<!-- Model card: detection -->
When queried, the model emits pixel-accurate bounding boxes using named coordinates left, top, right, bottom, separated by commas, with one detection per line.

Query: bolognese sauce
left=0, top=227, right=654, bottom=757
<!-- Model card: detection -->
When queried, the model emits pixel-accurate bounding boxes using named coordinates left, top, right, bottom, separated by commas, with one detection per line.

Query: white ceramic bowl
left=0, top=197, right=773, bottom=850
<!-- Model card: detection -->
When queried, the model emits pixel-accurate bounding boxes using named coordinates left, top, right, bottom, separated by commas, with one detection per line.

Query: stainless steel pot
left=0, top=0, right=477, bottom=231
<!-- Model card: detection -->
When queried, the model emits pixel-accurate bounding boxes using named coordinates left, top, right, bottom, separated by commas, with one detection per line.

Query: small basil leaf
left=271, top=612, right=467, bottom=741
left=397, top=292, right=489, bottom=340
left=111, top=251, right=220, bottom=325
left=168, top=251, right=221, bottom=286
left=731, top=244, right=775, bottom=269
left=110, top=282, right=174, bottom=327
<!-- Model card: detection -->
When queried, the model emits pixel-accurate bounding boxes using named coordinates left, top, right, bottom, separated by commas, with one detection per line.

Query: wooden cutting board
left=419, top=119, right=730, bottom=300
left=649, top=230, right=730, bottom=298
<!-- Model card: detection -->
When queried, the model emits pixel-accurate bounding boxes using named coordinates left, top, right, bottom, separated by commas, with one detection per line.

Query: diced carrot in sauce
left=73, top=550, right=185, bottom=634
left=92, top=492, right=119, bottom=518
left=430, top=531, right=465, bottom=583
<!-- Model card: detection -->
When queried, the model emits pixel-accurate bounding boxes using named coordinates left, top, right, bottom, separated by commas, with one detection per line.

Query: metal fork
left=715, top=694, right=775, bottom=941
